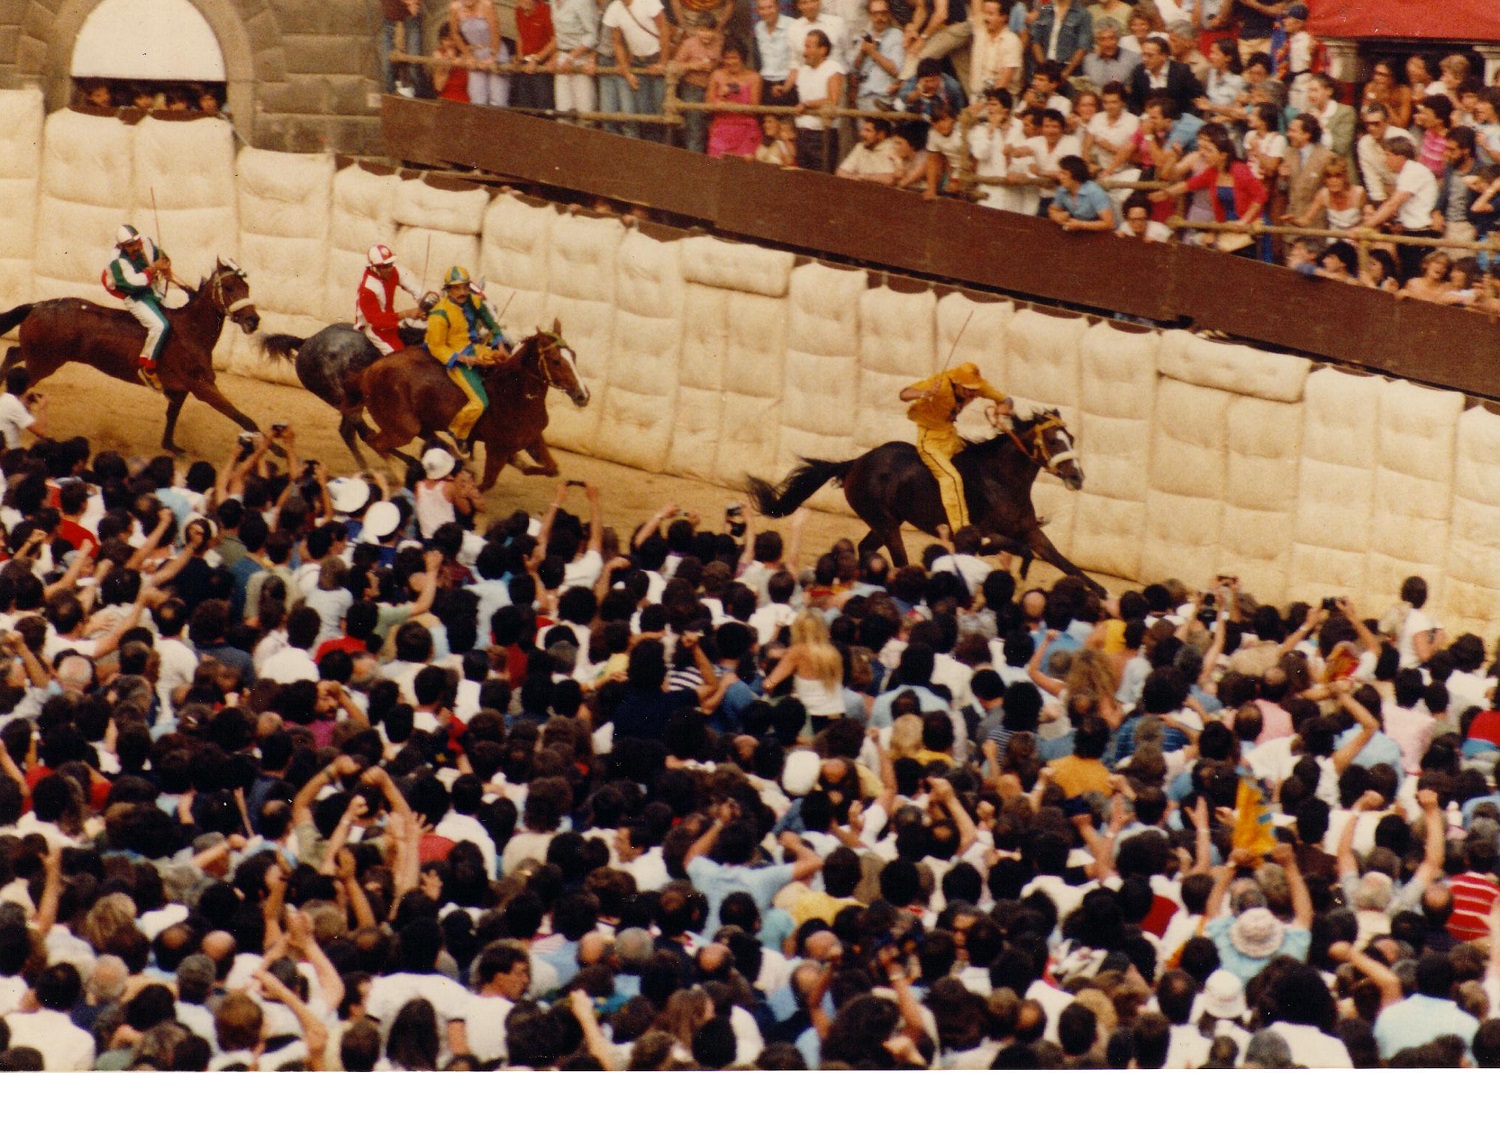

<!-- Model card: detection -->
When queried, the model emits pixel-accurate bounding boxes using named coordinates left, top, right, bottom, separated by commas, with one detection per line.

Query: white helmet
left=367, top=244, right=396, bottom=268
left=116, top=224, right=142, bottom=246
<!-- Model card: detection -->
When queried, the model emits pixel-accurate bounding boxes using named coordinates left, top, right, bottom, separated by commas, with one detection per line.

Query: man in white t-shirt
left=602, top=0, right=667, bottom=139
left=788, top=0, right=850, bottom=69
left=1389, top=575, right=1443, bottom=670
left=923, top=103, right=968, bottom=200
left=463, top=943, right=532, bottom=1065
left=1359, top=135, right=1439, bottom=280
left=967, top=0, right=1021, bottom=101
left=1355, top=103, right=1414, bottom=204
left=0, top=370, right=44, bottom=450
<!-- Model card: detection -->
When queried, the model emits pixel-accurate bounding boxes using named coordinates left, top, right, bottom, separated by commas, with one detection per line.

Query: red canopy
left=1307, top=0, right=1500, bottom=42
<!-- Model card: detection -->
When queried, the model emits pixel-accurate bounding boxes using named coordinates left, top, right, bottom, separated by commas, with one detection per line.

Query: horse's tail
left=0, top=304, right=34, bottom=337
left=747, top=458, right=852, bottom=519
left=257, top=333, right=305, bottom=363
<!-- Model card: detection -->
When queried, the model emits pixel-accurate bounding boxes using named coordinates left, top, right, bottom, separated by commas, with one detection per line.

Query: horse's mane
left=967, top=408, right=1060, bottom=455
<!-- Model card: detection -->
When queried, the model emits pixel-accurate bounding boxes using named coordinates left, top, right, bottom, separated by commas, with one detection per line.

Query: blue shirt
left=754, top=19, right=794, bottom=80
left=1168, top=112, right=1206, bottom=151
left=869, top=683, right=951, bottom=727
left=1337, top=725, right=1404, bottom=772
left=687, top=855, right=795, bottom=932
left=855, top=26, right=906, bottom=102
left=1374, top=994, right=1478, bottom=1061
left=1054, top=179, right=1114, bottom=222
left=1204, top=914, right=1311, bottom=984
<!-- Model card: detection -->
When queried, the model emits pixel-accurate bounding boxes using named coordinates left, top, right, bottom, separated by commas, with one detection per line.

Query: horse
left=258, top=324, right=384, bottom=469
left=356, top=319, right=590, bottom=491
left=0, top=260, right=262, bottom=453
left=747, top=409, right=1104, bottom=593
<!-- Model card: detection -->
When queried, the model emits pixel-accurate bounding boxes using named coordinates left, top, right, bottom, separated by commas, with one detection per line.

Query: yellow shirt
left=1050, top=754, right=1113, bottom=799
left=903, top=363, right=1007, bottom=430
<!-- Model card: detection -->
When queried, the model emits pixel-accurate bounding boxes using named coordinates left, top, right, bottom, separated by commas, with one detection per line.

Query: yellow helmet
left=949, top=362, right=983, bottom=387
left=444, top=266, right=471, bottom=287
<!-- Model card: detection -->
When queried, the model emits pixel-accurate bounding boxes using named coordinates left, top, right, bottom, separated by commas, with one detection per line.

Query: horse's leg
left=857, top=529, right=885, bottom=557
left=519, top=437, right=560, bottom=477
left=337, top=416, right=369, bottom=471
left=186, top=378, right=260, bottom=435
left=882, top=524, right=908, bottom=567
left=162, top=390, right=189, bottom=453
left=1025, top=526, right=1104, bottom=595
left=1, top=346, right=21, bottom=373
left=478, top=442, right=510, bottom=492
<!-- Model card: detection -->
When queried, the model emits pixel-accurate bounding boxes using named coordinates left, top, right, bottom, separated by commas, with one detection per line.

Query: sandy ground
left=38, top=361, right=1125, bottom=593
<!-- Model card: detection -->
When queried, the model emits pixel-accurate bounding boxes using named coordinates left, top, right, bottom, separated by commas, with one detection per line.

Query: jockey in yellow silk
left=899, top=362, right=1013, bottom=535
left=425, top=266, right=503, bottom=443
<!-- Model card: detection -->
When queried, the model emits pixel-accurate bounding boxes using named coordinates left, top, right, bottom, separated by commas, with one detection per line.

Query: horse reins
left=209, top=262, right=254, bottom=317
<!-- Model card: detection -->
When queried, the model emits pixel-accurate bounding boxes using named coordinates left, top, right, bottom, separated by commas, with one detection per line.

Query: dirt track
left=39, top=362, right=1123, bottom=592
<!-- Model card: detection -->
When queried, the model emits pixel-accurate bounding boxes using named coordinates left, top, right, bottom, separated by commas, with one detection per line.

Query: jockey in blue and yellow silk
left=103, top=224, right=173, bottom=393
left=425, top=266, right=504, bottom=441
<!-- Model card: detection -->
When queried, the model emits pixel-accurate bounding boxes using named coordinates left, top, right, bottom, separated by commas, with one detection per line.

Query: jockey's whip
left=149, top=187, right=186, bottom=293
left=420, top=235, right=432, bottom=294
left=942, top=309, right=974, bottom=371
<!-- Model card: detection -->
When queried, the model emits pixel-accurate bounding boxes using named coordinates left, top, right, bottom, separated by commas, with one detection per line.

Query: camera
left=301, top=458, right=319, bottom=481
left=1322, top=597, right=1340, bottom=611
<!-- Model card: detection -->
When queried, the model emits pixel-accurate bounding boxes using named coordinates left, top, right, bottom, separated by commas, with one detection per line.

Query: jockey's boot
left=136, top=359, right=163, bottom=394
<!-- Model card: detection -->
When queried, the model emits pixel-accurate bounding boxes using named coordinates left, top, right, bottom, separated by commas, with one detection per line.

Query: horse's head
left=534, top=318, right=588, bottom=407
left=1017, top=408, right=1084, bottom=491
left=210, top=258, right=259, bottom=334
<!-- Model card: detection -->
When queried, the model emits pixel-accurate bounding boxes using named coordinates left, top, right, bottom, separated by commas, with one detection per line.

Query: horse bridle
left=1008, top=414, right=1078, bottom=476
left=209, top=261, right=254, bottom=317
left=525, top=332, right=577, bottom=393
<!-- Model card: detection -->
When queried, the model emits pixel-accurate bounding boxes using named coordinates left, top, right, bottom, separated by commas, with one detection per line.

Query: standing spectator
left=1027, top=107, right=1083, bottom=215
left=1165, top=20, right=1208, bottom=85
left=381, top=0, right=425, bottom=96
left=1446, top=837, right=1500, bottom=943
left=706, top=39, right=764, bottom=156
left=793, top=29, right=846, bottom=170
left=1412, top=94, right=1454, bottom=175
left=1355, top=102, right=1411, bottom=206
left=902, top=0, right=972, bottom=89
left=966, top=0, right=1019, bottom=103
left=1126, top=34, right=1202, bottom=116
left=1030, top=0, right=1093, bottom=83
left=1358, top=138, right=1438, bottom=279
left=1273, top=2, right=1322, bottom=111
left=969, top=89, right=1035, bottom=212
left=451, top=0, right=511, bottom=106
left=789, top=0, right=850, bottom=69
left=0, top=370, right=44, bottom=450
left=1361, top=56, right=1412, bottom=130
left=1281, top=113, right=1330, bottom=232
left=1151, top=122, right=1267, bottom=250
left=1287, top=161, right=1364, bottom=239
left=512, top=0, right=558, bottom=110
left=852, top=0, right=906, bottom=109
left=673, top=14, right=723, bottom=153
left=1088, top=0, right=1133, bottom=33
left=1231, top=0, right=1286, bottom=67
left=553, top=0, right=602, bottom=122
left=1434, top=125, right=1482, bottom=256
left=603, top=0, right=668, bottom=141
left=754, top=0, right=798, bottom=106
left=1303, top=73, right=1354, bottom=160
left=1080, top=17, right=1138, bottom=93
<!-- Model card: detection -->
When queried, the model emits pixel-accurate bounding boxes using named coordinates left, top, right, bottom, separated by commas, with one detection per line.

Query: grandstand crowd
left=395, top=0, right=1500, bottom=294
left=0, top=384, right=1496, bottom=1072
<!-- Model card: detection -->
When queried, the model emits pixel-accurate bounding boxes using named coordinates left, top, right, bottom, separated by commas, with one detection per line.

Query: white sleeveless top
left=414, top=478, right=456, bottom=539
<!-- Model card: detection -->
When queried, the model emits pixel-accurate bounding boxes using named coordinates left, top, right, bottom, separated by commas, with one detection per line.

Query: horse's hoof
left=163, top=442, right=182, bottom=455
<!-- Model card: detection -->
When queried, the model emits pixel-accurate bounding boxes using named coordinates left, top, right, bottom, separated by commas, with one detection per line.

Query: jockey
left=103, top=224, right=173, bottom=392
left=899, top=362, right=1013, bottom=535
left=354, top=243, right=425, bottom=355
left=425, top=265, right=503, bottom=444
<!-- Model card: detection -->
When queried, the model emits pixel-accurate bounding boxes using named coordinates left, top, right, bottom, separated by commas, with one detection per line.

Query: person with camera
left=0, top=368, right=45, bottom=450
left=852, top=0, right=905, bottom=110
left=706, top=38, right=764, bottom=157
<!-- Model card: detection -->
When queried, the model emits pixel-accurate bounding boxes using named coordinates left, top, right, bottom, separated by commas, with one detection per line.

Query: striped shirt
left=1447, top=871, right=1500, bottom=942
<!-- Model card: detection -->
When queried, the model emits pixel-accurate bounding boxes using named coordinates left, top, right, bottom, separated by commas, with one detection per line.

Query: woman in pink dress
left=707, top=40, right=763, bottom=159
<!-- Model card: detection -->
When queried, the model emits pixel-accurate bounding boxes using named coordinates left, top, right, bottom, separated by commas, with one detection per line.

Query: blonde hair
left=1066, top=648, right=1120, bottom=702
left=790, top=611, right=843, bottom=688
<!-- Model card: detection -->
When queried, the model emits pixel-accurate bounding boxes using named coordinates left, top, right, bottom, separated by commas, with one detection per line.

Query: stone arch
left=36, top=0, right=264, bottom=140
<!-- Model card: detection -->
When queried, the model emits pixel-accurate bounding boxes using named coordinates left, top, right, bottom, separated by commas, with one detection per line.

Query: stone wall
left=0, top=0, right=414, bottom=154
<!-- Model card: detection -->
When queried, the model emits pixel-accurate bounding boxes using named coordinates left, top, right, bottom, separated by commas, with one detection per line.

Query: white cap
left=781, top=749, right=821, bottom=797
left=359, top=501, right=401, bottom=543
left=422, top=447, right=456, bottom=480
left=367, top=244, right=396, bottom=267
left=327, top=477, right=371, bottom=515
left=116, top=224, right=141, bottom=245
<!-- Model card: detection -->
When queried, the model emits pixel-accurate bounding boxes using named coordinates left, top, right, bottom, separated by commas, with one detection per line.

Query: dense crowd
left=0, top=387, right=1498, bottom=1072
left=391, top=0, right=1500, bottom=296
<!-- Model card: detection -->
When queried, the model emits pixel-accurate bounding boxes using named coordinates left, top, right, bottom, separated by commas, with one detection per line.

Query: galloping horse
left=748, top=409, right=1103, bottom=592
left=0, top=260, right=262, bottom=452
left=356, top=319, right=589, bottom=491
left=258, top=324, right=384, bottom=469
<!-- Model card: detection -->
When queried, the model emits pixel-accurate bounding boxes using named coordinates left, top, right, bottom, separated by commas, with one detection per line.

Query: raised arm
left=1329, top=682, right=1378, bottom=775
left=778, top=830, right=826, bottom=883
left=584, top=482, right=604, bottom=557
left=1272, top=842, right=1314, bottom=929
left=685, top=799, right=735, bottom=867
left=1410, top=788, right=1447, bottom=888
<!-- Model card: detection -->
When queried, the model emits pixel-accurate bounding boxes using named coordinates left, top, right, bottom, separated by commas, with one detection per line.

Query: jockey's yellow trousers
left=916, top=425, right=969, bottom=531
left=447, top=364, right=488, bottom=440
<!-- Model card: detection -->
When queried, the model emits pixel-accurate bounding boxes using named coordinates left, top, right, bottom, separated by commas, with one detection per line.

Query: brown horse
left=358, top=319, right=590, bottom=490
left=0, top=260, right=262, bottom=452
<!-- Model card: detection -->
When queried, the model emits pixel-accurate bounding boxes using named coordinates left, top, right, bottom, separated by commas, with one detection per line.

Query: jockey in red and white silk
left=354, top=243, right=424, bottom=355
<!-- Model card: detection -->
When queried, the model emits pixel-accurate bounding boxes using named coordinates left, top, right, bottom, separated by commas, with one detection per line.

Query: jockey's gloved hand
left=472, top=344, right=498, bottom=365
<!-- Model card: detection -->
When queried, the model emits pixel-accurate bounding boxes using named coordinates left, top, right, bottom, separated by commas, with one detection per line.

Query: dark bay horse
left=259, top=324, right=384, bottom=468
left=0, top=260, right=262, bottom=452
left=357, top=319, right=590, bottom=491
left=748, top=409, right=1103, bottom=592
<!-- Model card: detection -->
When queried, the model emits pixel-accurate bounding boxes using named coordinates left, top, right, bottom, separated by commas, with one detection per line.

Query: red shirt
left=1447, top=871, right=1500, bottom=942
left=515, top=1, right=554, bottom=56
left=57, top=520, right=98, bottom=555
left=315, top=635, right=369, bottom=662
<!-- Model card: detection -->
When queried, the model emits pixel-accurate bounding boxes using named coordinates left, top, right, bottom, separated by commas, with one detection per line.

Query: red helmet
left=367, top=244, right=396, bottom=268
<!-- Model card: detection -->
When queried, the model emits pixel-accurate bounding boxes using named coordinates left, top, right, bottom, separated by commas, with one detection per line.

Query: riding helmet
left=367, top=244, right=397, bottom=268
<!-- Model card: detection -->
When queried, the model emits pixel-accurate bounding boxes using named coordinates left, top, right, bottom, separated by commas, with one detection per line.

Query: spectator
left=1356, top=101, right=1413, bottom=208
left=852, top=0, right=905, bottom=109
left=706, top=39, right=765, bottom=157
left=1303, top=73, right=1354, bottom=160
left=673, top=14, right=723, bottom=153
left=553, top=0, right=603, bottom=121
left=837, top=117, right=900, bottom=182
left=381, top=0, right=425, bottom=97
left=1080, top=17, right=1138, bottom=92
left=1030, top=0, right=1093, bottom=83
left=792, top=30, right=846, bottom=171
left=1126, top=34, right=1203, bottom=116
left=753, top=0, right=798, bottom=107
left=1048, top=154, right=1117, bottom=231
left=1362, top=56, right=1413, bottom=130
left=512, top=0, right=559, bottom=110
left=603, top=0, right=669, bottom=141
left=1357, top=135, right=1439, bottom=280
left=966, top=0, right=1020, bottom=104
left=451, top=0, right=510, bottom=106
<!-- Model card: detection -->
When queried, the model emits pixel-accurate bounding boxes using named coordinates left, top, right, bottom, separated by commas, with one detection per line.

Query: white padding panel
left=325, top=166, right=397, bottom=323
left=715, top=291, right=787, bottom=487
left=593, top=230, right=683, bottom=472
left=778, top=262, right=866, bottom=513
left=1142, top=379, right=1230, bottom=585
left=679, top=235, right=794, bottom=297
left=540, top=213, right=623, bottom=456
left=34, top=110, right=133, bottom=301
left=855, top=286, right=935, bottom=454
left=1070, top=322, right=1158, bottom=579
left=666, top=281, right=728, bottom=482
left=1158, top=329, right=1309, bottom=403
left=393, top=177, right=489, bottom=236
left=1220, top=397, right=1304, bottom=604
left=1288, top=368, right=1380, bottom=601
left=1005, top=307, right=1083, bottom=413
left=479, top=192, right=554, bottom=342
left=1445, top=407, right=1500, bottom=640
left=0, top=91, right=43, bottom=311
left=129, top=116, right=237, bottom=286
left=1366, top=378, right=1462, bottom=610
